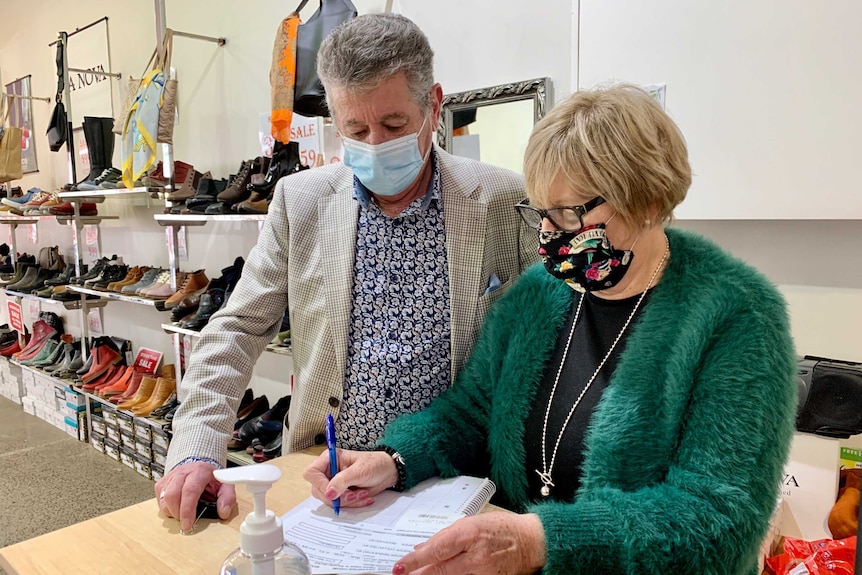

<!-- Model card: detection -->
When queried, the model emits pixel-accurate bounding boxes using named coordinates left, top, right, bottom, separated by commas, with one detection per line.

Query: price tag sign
left=7, top=301, right=23, bottom=332
left=177, top=226, right=188, bottom=262
left=85, top=224, right=101, bottom=261
left=259, top=112, right=325, bottom=167
left=28, top=299, right=40, bottom=322
left=133, top=347, right=163, bottom=374
left=87, top=308, right=104, bottom=336
left=322, top=120, right=344, bottom=165
left=181, top=334, right=194, bottom=373
left=27, top=223, right=37, bottom=244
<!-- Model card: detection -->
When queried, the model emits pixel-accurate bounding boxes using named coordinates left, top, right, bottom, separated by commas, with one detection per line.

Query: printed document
left=281, top=475, right=495, bottom=575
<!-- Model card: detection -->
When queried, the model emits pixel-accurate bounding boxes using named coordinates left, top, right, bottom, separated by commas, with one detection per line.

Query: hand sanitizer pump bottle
left=214, top=464, right=311, bottom=575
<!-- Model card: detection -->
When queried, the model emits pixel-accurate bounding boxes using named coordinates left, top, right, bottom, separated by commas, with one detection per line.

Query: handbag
left=46, top=99, right=68, bottom=152
left=116, top=29, right=178, bottom=144
left=0, top=96, right=24, bottom=182
left=156, top=29, right=178, bottom=144
left=294, top=0, right=357, bottom=117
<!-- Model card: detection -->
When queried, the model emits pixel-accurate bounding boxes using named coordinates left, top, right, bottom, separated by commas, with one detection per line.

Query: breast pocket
left=475, top=277, right=513, bottom=328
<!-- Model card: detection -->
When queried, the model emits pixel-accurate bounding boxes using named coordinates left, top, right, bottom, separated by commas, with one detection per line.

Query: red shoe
left=48, top=202, right=98, bottom=216
left=0, top=340, right=21, bottom=356
left=82, top=365, right=121, bottom=391
left=13, top=320, right=56, bottom=360
left=79, top=345, right=121, bottom=384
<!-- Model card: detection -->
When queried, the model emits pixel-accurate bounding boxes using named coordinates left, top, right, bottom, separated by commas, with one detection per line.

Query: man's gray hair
left=317, top=13, right=435, bottom=114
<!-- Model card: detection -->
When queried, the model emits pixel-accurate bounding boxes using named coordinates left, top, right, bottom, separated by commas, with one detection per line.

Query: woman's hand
left=392, top=512, right=546, bottom=575
left=302, top=449, right=398, bottom=509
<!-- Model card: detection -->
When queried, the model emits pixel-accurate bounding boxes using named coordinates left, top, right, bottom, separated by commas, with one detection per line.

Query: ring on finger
left=159, top=489, right=167, bottom=500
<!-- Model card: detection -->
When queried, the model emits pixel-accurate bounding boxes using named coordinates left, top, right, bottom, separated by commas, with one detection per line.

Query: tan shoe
left=131, top=377, right=176, bottom=417
left=117, top=375, right=157, bottom=411
left=163, top=269, right=209, bottom=309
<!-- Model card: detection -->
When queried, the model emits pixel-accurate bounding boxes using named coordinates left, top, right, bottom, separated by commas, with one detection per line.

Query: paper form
left=281, top=476, right=495, bottom=575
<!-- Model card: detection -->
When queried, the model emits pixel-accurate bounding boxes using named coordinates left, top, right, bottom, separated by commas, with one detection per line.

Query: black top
left=523, top=289, right=652, bottom=501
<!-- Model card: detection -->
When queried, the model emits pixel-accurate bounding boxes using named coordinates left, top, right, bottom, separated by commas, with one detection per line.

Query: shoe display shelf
left=66, top=285, right=167, bottom=308
left=226, top=449, right=256, bottom=467
left=160, top=322, right=292, bottom=358
left=1, top=287, right=108, bottom=311
left=11, top=361, right=89, bottom=442
left=58, top=187, right=169, bottom=200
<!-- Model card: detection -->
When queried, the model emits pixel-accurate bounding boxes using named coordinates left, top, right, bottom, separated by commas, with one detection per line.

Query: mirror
left=437, top=77, right=551, bottom=174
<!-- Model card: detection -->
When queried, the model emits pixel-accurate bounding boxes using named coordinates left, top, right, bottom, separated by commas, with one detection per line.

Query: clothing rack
left=0, top=93, right=51, bottom=103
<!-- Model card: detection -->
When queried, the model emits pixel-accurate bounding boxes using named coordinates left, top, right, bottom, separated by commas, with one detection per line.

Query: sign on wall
left=4, top=76, right=38, bottom=174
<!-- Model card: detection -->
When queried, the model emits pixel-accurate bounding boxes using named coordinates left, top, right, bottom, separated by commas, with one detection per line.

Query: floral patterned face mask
left=538, top=222, right=635, bottom=292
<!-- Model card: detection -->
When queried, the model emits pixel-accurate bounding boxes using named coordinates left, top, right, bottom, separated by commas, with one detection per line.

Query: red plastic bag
left=765, top=536, right=856, bottom=575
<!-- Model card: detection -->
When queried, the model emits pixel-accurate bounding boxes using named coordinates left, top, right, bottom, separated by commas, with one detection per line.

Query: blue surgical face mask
left=341, top=116, right=430, bottom=196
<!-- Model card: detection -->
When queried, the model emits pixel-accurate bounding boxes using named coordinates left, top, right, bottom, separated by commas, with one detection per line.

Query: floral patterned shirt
left=338, top=154, right=451, bottom=449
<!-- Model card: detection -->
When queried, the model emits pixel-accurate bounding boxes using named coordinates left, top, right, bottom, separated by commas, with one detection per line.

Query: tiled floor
left=0, top=395, right=154, bottom=571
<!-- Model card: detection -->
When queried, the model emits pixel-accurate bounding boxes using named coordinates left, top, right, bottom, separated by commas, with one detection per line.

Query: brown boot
left=132, top=377, right=177, bottom=417
left=162, top=269, right=209, bottom=309
left=236, top=191, right=270, bottom=214
left=117, top=375, right=157, bottom=410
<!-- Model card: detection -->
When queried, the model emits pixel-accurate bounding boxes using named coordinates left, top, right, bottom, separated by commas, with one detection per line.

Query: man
left=156, top=13, right=537, bottom=532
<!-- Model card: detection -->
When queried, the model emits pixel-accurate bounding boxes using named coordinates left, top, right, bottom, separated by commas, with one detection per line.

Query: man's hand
left=154, top=461, right=236, bottom=532
left=392, top=512, right=546, bottom=575
left=303, top=449, right=398, bottom=509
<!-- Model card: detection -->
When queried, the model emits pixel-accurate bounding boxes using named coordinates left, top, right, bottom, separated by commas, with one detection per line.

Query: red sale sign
left=7, top=301, right=23, bottom=333
left=133, top=348, right=163, bottom=374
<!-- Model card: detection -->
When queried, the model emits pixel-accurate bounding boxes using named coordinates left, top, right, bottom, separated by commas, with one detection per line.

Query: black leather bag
left=796, top=356, right=862, bottom=438
left=46, top=101, right=67, bottom=152
left=294, top=0, right=357, bottom=117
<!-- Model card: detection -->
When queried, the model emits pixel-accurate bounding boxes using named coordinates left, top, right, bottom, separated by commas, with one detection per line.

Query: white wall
left=0, top=0, right=859, bottom=397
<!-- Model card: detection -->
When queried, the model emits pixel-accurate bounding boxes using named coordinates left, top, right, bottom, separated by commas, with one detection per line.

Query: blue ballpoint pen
left=325, top=414, right=341, bottom=516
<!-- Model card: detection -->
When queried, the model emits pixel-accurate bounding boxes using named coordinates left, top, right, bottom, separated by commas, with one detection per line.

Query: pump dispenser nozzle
left=214, top=464, right=310, bottom=575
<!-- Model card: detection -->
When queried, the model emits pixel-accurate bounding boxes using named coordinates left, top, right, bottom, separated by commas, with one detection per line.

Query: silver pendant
left=535, top=470, right=554, bottom=497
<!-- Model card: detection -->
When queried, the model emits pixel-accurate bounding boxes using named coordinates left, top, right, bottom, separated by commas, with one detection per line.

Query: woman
left=304, top=85, right=797, bottom=575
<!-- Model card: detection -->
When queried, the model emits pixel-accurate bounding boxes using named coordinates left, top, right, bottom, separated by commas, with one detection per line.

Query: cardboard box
left=90, top=433, right=106, bottom=454
left=151, top=462, right=165, bottom=482
left=120, top=430, right=136, bottom=449
left=134, top=421, right=153, bottom=443
left=152, top=444, right=167, bottom=467
left=120, top=447, right=136, bottom=470
left=105, top=424, right=121, bottom=444
left=134, top=455, right=152, bottom=480
left=91, top=416, right=107, bottom=436
left=104, top=438, right=120, bottom=461
left=21, top=396, right=35, bottom=415
left=152, top=427, right=170, bottom=451
left=64, top=387, right=86, bottom=407
left=135, top=438, right=153, bottom=461
left=779, top=432, right=841, bottom=540
left=116, top=411, right=134, bottom=434
left=64, top=416, right=79, bottom=439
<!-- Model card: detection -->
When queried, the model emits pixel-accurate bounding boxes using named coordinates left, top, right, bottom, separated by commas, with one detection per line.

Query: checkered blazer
left=166, top=147, right=538, bottom=469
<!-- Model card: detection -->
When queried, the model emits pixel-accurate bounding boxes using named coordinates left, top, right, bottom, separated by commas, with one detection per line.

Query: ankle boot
left=118, top=375, right=158, bottom=410
left=131, top=377, right=176, bottom=416
left=6, top=265, right=40, bottom=292
left=111, top=370, right=142, bottom=403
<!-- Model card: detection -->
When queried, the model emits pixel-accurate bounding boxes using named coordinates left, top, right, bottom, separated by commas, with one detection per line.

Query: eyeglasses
left=514, top=196, right=606, bottom=231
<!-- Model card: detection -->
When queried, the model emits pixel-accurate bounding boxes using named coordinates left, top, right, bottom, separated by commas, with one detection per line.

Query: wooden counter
left=0, top=447, right=325, bottom=575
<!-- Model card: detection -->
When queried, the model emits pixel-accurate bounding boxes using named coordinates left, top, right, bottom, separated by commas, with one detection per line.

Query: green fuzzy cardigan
left=380, top=228, right=797, bottom=575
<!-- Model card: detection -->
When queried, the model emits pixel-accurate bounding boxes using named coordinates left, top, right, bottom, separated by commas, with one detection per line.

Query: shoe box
left=19, top=366, right=71, bottom=432
left=87, top=398, right=172, bottom=482
left=0, top=358, right=24, bottom=403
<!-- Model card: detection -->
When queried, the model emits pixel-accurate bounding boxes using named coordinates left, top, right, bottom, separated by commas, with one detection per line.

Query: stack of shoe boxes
left=87, top=399, right=169, bottom=481
left=0, top=358, right=24, bottom=403
left=20, top=367, right=68, bottom=431
left=64, top=388, right=88, bottom=441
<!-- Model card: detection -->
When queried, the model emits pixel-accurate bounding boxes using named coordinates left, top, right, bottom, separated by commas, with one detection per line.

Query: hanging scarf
left=122, top=69, right=165, bottom=189
left=270, top=13, right=301, bottom=145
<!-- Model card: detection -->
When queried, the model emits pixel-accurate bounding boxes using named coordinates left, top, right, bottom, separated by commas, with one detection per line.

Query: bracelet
left=375, top=445, right=407, bottom=492
left=173, top=456, right=223, bottom=471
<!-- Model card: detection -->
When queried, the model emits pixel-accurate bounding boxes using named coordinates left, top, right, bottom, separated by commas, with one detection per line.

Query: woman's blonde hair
left=524, top=84, right=691, bottom=228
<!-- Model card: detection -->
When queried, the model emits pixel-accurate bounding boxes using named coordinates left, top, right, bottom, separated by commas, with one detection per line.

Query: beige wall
left=0, top=0, right=859, bottom=402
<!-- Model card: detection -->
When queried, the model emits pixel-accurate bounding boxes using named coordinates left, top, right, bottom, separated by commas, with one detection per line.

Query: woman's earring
left=644, top=219, right=651, bottom=226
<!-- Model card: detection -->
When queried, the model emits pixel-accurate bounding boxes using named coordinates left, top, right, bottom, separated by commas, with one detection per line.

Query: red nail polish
left=324, top=488, right=336, bottom=499
left=393, top=563, right=406, bottom=575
